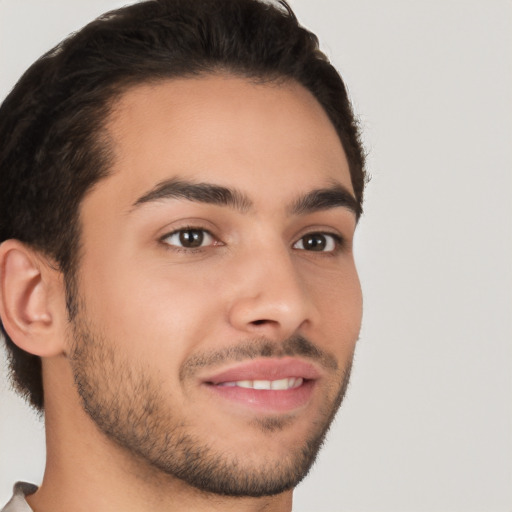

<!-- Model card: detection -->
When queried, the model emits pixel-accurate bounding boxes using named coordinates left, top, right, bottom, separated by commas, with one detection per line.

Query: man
left=0, top=0, right=366, bottom=510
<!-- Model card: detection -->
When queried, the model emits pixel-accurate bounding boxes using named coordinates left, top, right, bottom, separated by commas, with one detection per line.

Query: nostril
left=250, top=319, right=280, bottom=327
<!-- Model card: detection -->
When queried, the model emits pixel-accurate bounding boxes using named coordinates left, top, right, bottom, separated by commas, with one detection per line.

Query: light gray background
left=1, top=1, right=511, bottom=510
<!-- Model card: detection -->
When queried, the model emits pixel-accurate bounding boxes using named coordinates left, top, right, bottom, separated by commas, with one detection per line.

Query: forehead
left=97, top=74, right=352, bottom=209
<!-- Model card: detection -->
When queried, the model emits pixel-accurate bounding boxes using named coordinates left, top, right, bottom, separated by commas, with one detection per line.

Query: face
left=69, top=75, right=362, bottom=496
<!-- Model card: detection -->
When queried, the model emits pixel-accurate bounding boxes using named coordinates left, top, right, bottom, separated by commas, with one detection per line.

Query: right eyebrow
left=289, top=184, right=362, bottom=219
left=131, top=178, right=253, bottom=213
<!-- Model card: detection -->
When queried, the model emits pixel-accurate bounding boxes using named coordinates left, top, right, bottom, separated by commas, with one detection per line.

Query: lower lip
left=204, top=380, right=315, bottom=413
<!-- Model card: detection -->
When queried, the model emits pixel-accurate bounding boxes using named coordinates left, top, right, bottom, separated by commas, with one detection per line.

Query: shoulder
left=1, top=483, right=38, bottom=512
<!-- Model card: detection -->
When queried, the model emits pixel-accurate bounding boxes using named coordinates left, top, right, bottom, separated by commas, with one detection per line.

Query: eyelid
left=292, top=231, right=344, bottom=253
left=160, top=226, right=220, bottom=249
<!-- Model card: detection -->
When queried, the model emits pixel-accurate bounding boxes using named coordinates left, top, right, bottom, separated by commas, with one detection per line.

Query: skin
left=2, top=75, right=362, bottom=512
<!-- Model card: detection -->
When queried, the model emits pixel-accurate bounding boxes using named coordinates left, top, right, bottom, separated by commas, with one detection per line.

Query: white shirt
left=1, top=483, right=37, bottom=512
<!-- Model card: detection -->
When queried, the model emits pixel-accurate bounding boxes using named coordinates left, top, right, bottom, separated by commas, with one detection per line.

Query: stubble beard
left=69, top=312, right=354, bottom=497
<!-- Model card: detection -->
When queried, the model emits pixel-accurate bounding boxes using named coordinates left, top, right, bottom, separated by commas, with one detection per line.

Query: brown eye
left=179, top=229, right=204, bottom=247
left=163, top=228, right=215, bottom=249
left=293, top=233, right=338, bottom=252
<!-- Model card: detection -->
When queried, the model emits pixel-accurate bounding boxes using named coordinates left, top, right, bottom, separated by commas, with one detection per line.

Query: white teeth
left=218, top=378, right=303, bottom=390
left=270, top=378, right=288, bottom=390
left=253, top=380, right=271, bottom=390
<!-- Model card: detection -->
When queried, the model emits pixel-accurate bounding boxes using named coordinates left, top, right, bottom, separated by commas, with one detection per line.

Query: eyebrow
left=132, top=178, right=361, bottom=218
left=289, top=184, right=361, bottom=218
left=132, top=178, right=253, bottom=213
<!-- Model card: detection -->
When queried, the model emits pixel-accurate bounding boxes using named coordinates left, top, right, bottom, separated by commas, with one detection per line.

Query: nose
left=227, top=244, right=316, bottom=339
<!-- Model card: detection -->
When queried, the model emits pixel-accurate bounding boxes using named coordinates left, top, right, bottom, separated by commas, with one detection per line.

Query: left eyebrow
left=131, top=178, right=253, bottom=213
left=289, top=184, right=361, bottom=219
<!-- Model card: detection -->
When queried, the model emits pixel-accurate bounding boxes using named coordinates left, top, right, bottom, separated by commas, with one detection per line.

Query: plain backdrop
left=1, top=1, right=511, bottom=511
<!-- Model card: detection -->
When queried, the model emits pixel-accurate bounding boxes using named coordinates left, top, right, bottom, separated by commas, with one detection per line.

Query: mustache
left=179, top=335, right=339, bottom=382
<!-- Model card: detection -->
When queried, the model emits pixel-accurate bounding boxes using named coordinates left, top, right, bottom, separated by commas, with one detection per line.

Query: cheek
left=307, top=265, right=362, bottom=353
left=78, top=252, right=225, bottom=361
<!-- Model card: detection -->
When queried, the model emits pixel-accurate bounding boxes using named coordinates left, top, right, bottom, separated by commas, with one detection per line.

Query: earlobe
left=0, top=240, right=67, bottom=357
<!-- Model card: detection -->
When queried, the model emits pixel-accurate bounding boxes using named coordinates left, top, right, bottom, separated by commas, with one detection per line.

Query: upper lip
left=201, top=357, right=322, bottom=385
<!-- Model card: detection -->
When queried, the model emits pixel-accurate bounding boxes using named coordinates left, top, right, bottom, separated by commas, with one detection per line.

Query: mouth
left=216, top=377, right=304, bottom=390
left=200, top=357, right=320, bottom=413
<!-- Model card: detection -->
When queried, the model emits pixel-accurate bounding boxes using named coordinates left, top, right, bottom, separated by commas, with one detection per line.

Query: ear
left=0, top=239, right=67, bottom=357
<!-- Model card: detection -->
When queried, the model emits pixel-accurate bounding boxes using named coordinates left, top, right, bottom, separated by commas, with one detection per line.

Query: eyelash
left=293, top=232, right=344, bottom=254
left=160, top=226, right=344, bottom=254
left=160, top=226, right=219, bottom=253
